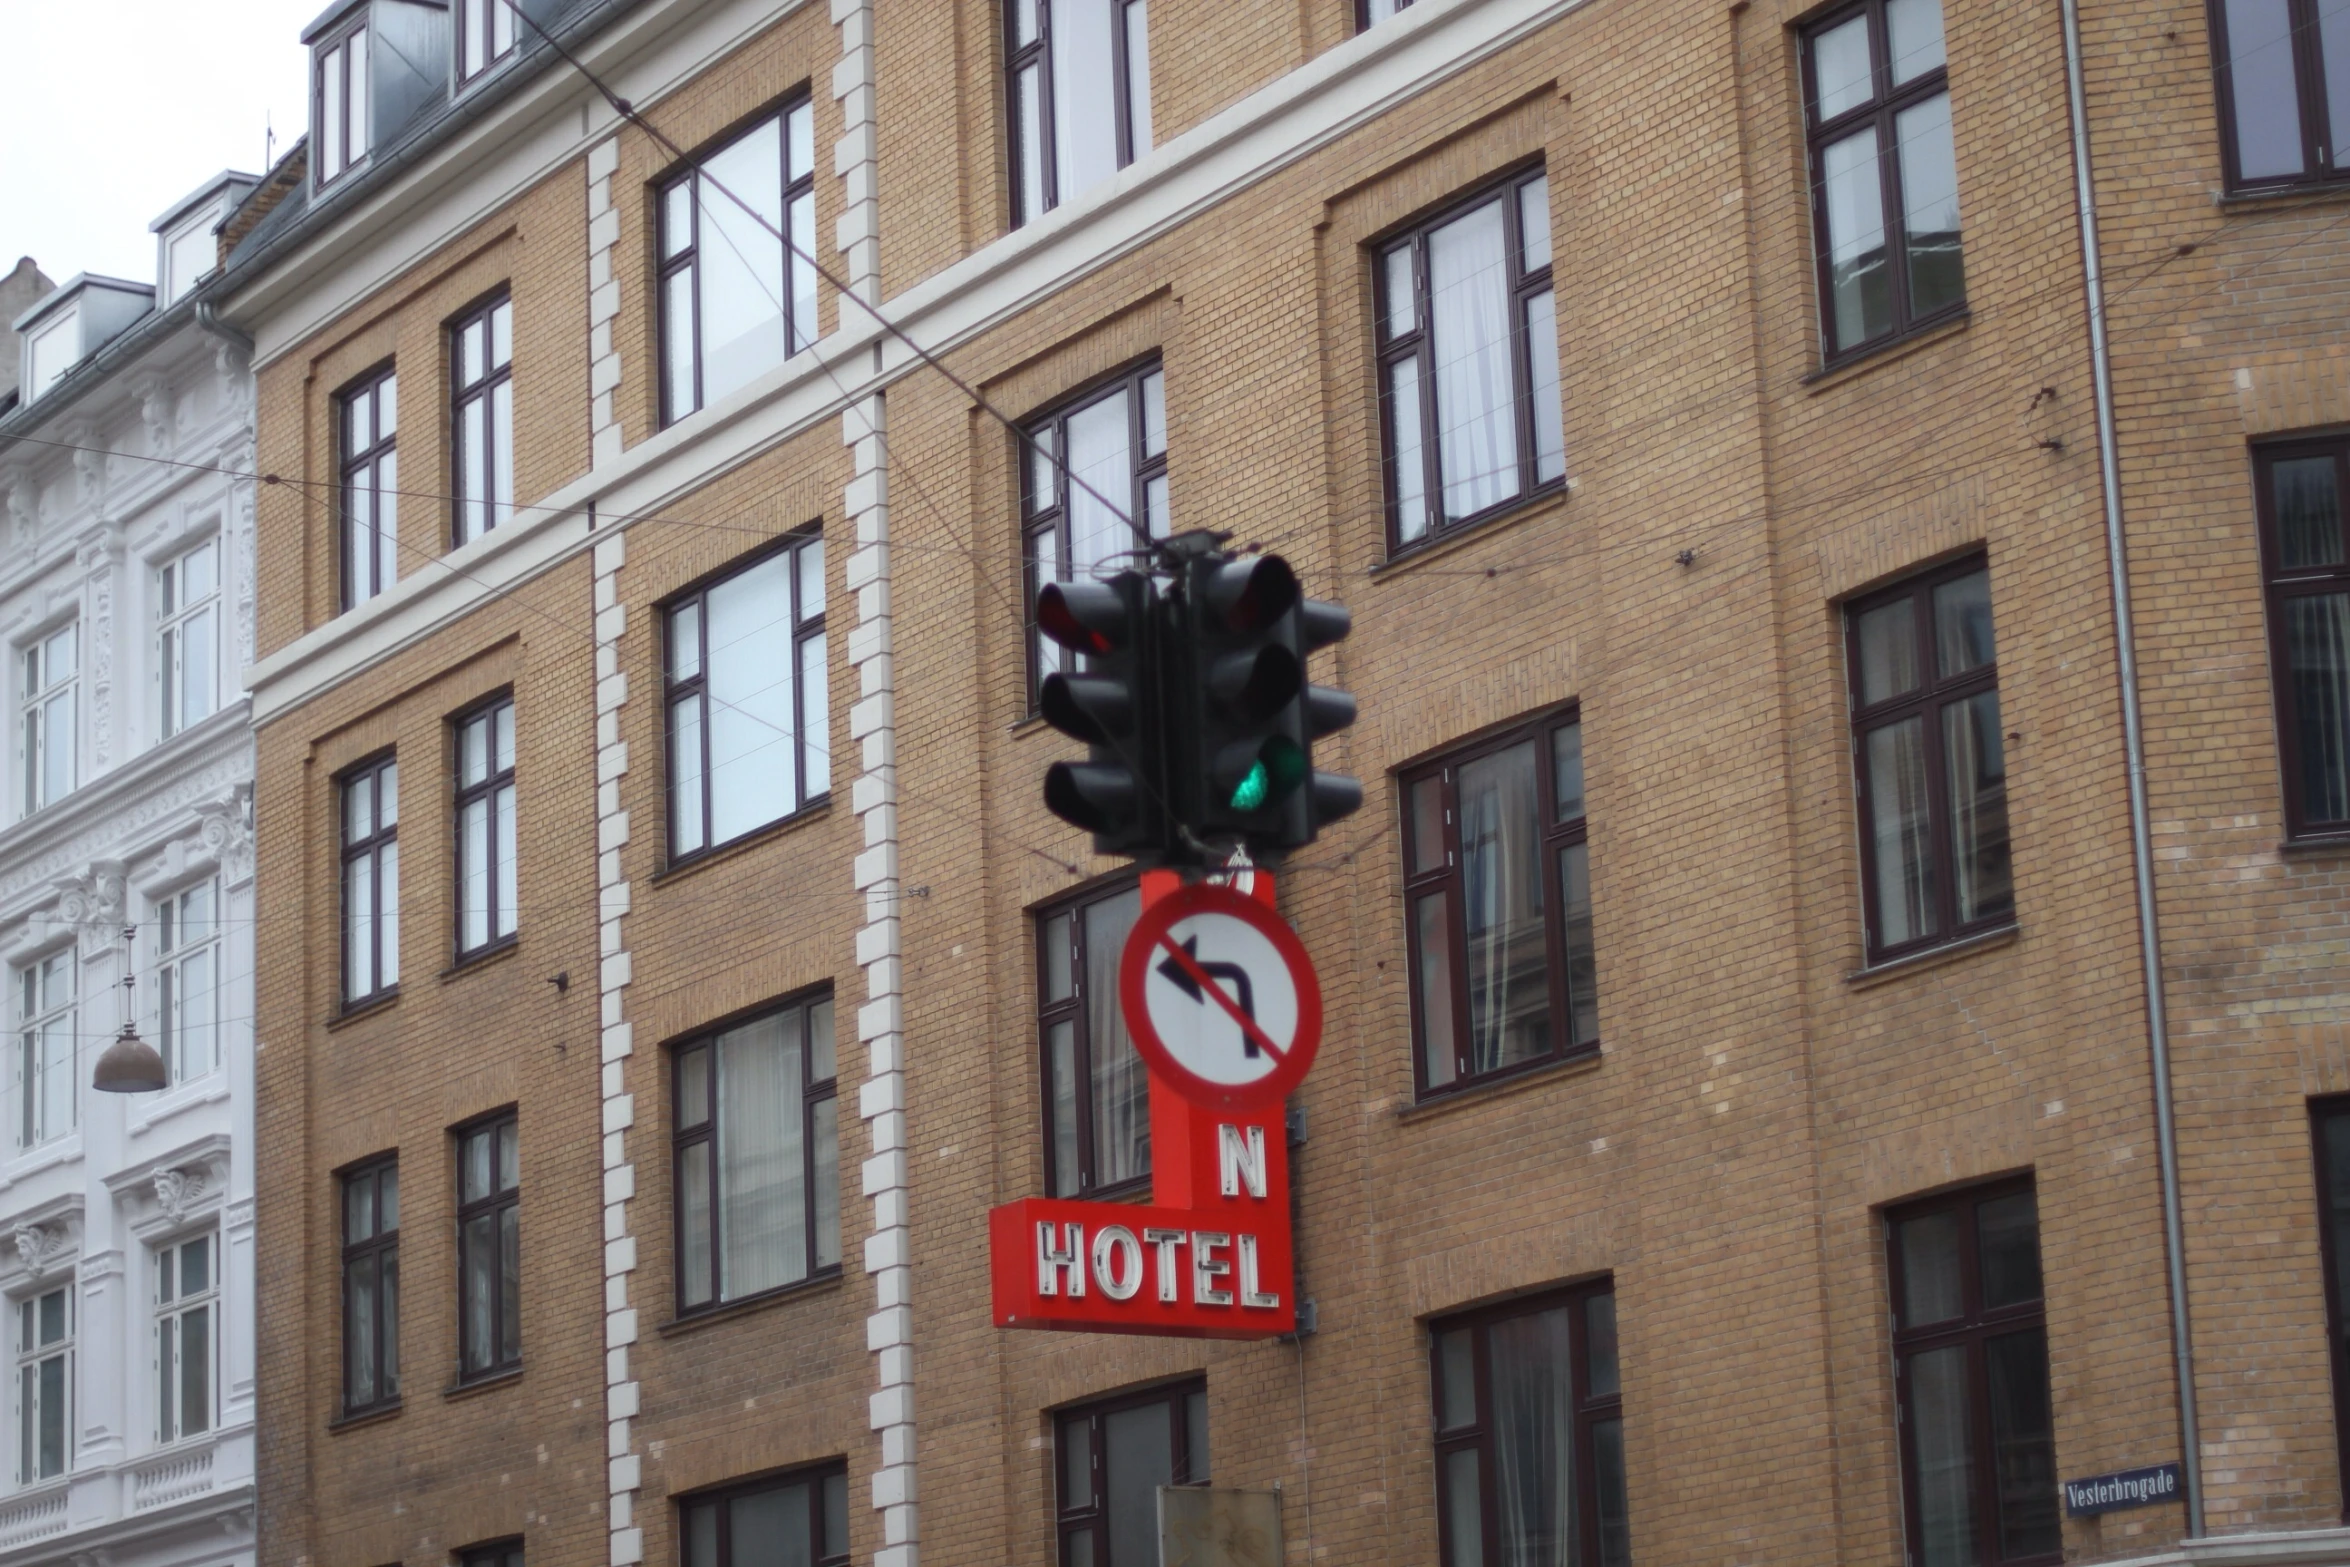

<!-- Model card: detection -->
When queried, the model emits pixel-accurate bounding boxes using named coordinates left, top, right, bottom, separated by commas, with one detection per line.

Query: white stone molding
left=54, top=861, right=128, bottom=952
left=63, top=426, right=105, bottom=514
left=842, top=388, right=914, bottom=1566
left=587, top=138, right=624, bottom=469
left=832, top=0, right=880, bottom=306
left=103, top=1133, right=233, bottom=1240
left=127, top=373, right=174, bottom=458
left=589, top=529, right=644, bottom=1567
left=76, top=530, right=122, bottom=773
left=191, top=788, right=255, bottom=891
left=4, top=470, right=35, bottom=547
left=12, top=1223, right=67, bottom=1281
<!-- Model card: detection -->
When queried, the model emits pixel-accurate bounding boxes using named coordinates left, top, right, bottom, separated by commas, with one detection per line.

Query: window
left=157, top=881, right=221, bottom=1083
left=1055, top=1380, right=1206, bottom=1567
left=1845, top=556, right=2011, bottom=962
left=672, top=993, right=840, bottom=1313
left=158, top=537, right=219, bottom=740
left=658, top=99, right=818, bottom=424
left=1037, top=881, right=1147, bottom=1198
left=341, top=756, right=400, bottom=1007
left=314, top=20, right=371, bottom=189
left=1402, top=710, right=1598, bottom=1098
left=455, top=1112, right=520, bottom=1381
left=23, top=312, right=78, bottom=405
left=340, top=367, right=398, bottom=609
left=460, top=1541, right=524, bottom=1567
left=162, top=220, right=215, bottom=306
left=454, top=697, right=518, bottom=957
left=681, top=1465, right=850, bottom=1567
left=1006, top=0, right=1153, bottom=226
left=15, top=952, right=74, bottom=1149
left=1886, top=1181, right=2058, bottom=1567
left=1359, top=0, right=1417, bottom=24
left=154, top=1234, right=214, bottom=1443
left=2256, top=438, right=2350, bottom=838
left=2210, top=0, right=2350, bottom=188
left=21, top=624, right=76, bottom=817
left=664, top=534, right=827, bottom=860
left=1802, top=0, right=1965, bottom=361
left=456, top=0, right=517, bottom=85
left=2313, top=1100, right=2350, bottom=1494
left=1376, top=168, right=1563, bottom=550
left=341, top=1158, right=400, bottom=1415
left=1021, top=363, right=1167, bottom=699
left=1429, top=1282, right=1628, bottom=1567
left=15, top=1285, right=69, bottom=1485
left=451, top=295, right=515, bottom=545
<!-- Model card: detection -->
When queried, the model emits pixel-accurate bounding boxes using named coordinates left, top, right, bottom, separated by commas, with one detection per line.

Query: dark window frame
left=339, top=752, right=399, bottom=1009
left=450, top=691, right=519, bottom=961
left=2208, top=0, right=2350, bottom=191
left=1401, top=705, right=1597, bottom=1101
left=448, top=289, right=515, bottom=547
left=655, top=93, right=819, bottom=428
left=1019, top=359, right=1167, bottom=707
left=1035, top=875, right=1147, bottom=1201
left=338, top=1155, right=400, bottom=1418
left=1356, top=0, right=1419, bottom=28
left=669, top=987, right=842, bottom=1317
left=661, top=528, right=829, bottom=866
left=2253, top=433, right=2350, bottom=840
left=1428, top=1279, right=1628, bottom=1567
left=1885, top=1176, right=2060, bottom=1567
left=2311, top=1096, right=2350, bottom=1514
left=312, top=16, right=370, bottom=191
left=338, top=362, right=398, bottom=611
left=454, top=0, right=517, bottom=87
left=453, top=1107, right=520, bottom=1384
left=1843, top=552, right=2012, bottom=964
left=1003, top=0, right=1151, bottom=227
left=1799, top=0, right=1966, bottom=365
left=458, top=1538, right=524, bottom=1567
left=1374, top=163, right=1562, bottom=555
left=678, top=1462, right=851, bottom=1567
left=1054, top=1378, right=1208, bottom=1567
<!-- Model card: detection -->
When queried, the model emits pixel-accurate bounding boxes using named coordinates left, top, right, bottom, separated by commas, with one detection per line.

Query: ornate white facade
left=0, top=173, right=256, bottom=1567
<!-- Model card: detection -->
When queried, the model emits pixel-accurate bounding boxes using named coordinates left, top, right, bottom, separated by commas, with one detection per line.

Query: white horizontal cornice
left=246, top=0, right=1582, bottom=725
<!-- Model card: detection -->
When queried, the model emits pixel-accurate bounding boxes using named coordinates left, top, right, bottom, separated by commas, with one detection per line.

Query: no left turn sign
left=1120, top=883, right=1322, bottom=1109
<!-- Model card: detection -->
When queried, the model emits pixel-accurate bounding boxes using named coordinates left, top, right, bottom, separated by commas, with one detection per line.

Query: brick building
left=207, top=0, right=2350, bottom=1563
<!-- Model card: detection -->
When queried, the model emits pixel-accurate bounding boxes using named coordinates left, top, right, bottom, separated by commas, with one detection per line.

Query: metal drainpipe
left=2057, top=0, right=2203, bottom=1534
left=194, top=299, right=255, bottom=357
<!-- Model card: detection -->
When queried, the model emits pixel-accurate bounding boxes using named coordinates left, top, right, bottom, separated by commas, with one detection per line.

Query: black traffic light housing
left=1036, top=573, right=1175, bottom=859
left=1169, top=550, right=1361, bottom=859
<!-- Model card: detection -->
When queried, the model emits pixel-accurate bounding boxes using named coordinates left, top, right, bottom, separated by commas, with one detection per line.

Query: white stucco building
left=0, top=170, right=259, bottom=1567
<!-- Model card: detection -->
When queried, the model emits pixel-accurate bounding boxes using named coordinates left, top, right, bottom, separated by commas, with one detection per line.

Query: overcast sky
left=1, top=0, right=317, bottom=288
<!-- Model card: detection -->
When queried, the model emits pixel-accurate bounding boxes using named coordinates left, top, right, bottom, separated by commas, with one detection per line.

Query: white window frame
left=156, top=881, right=221, bottom=1084
left=22, top=313, right=78, bottom=405
left=15, top=953, right=74, bottom=1150
left=20, top=625, right=76, bottom=818
left=157, top=537, right=219, bottom=743
left=14, top=1283, right=70, bottom=1487
left=161, top=217, right=217, bottom=306
left=153, top=1234, right=215, bottom=1445
left=314, top=21, right=372, bottom=190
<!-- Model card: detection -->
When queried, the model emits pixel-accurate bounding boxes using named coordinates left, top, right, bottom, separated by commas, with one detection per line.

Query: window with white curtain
left=154, top=1234, right=214, bottom=1443
left=313, top=21, right=371, bottom=189
left=340, top=755, right=399, bottom=1007
left=664, top=533, right=827, bottom=861
left=20, top=625, right=76, bottom=817
left=1006, top=0, right=1152, bottom=226
left=15, top=1284, right=70, bottom=1485
left=157, top=881, right=220, bottom=1083
left=672, top=992, right=839, bottom=1313
left=158, top=537, right=218, bottom=741
left=452, top=696, right=517, bottom=957
left=1020, top=362, right=1167, bottom=700
left=1430, top=1281, right=1627, bottom=1567
left=449, top=294, right=514, bottom=546
left=339, top=367, right=398, bottom=610
left=15, top=952, right=73, bottom=1150
left=454, top=1111, right=519, bottom=1382
left=658, top=98, right=818, bottom=424
left=1376, top=167, right=1563, bottom=552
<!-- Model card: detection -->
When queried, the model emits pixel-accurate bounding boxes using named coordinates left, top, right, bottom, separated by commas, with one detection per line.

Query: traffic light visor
left=1200, top=556, right=1301, bottom=634
left=1038, top=580, right=1129, bottom=655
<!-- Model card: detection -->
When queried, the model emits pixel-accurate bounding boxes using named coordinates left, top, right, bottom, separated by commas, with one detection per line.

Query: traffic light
left=1036, top=572, right=1173, bottom=859
left=1172, top=552, right=1361, bottom=857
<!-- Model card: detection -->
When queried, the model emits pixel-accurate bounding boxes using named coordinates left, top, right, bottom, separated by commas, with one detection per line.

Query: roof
left=12, top=274, right=155, bottom=336
left=151, top=171, right=264, bottom=237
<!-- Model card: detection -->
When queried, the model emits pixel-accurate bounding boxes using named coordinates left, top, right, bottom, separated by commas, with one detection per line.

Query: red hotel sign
left=989, top=876, right=1315, bottom=1340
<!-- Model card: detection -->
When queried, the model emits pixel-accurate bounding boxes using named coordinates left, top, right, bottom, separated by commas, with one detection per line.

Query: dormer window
left=22, top=311, right=77, bottom=404
left=456, top=0, right=515, bottom=86
left=161, top=222, right=214, bottom=305
left=315, top=21, right=372, bottom=189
